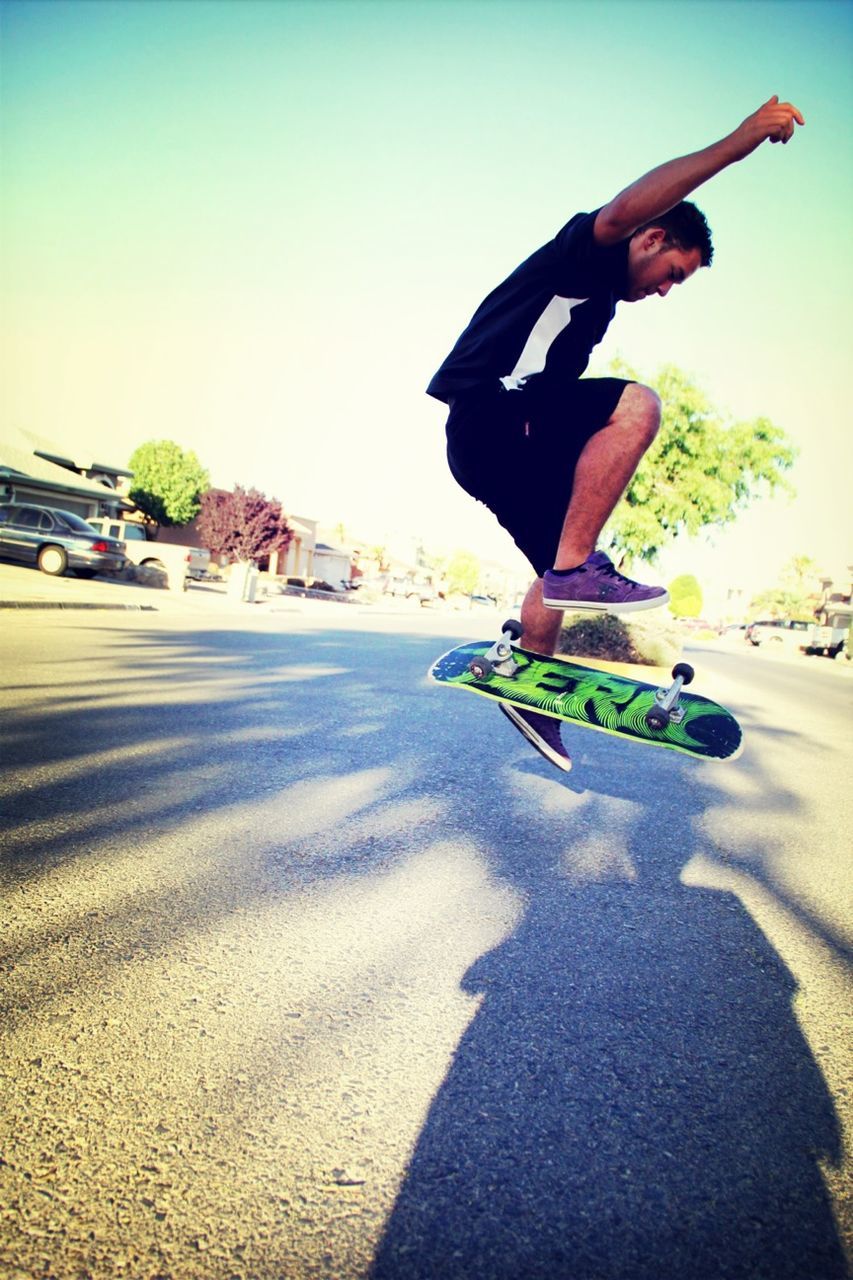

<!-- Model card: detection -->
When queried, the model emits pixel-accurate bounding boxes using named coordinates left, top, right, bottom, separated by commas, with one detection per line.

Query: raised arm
left=594, top=96, right=805, bottom=246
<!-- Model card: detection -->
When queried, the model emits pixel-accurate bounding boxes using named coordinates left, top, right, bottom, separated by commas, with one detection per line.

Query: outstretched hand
left=732, top=95, right=805, bottom=156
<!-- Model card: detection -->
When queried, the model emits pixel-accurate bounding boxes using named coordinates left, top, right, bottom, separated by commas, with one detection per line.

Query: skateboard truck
left=467, top=618, right=523, bottom=681
left=645, top=662, right=695, bottom=731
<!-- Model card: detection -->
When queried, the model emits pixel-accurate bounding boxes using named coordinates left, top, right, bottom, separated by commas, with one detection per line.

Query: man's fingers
left=758, top=96, right=804, bottom=122
left=774, top=100, right=805, bottom=126
left=736, top=97, right=804, bottom=154
left=763, top=99, right=804, bottom=144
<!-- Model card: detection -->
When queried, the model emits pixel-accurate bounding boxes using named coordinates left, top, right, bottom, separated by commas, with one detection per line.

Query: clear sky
left=1, top=0, right=851, bottom=595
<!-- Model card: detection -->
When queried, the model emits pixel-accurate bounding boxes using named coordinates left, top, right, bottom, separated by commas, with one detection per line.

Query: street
left=1, top=603, right=851, bottom=1279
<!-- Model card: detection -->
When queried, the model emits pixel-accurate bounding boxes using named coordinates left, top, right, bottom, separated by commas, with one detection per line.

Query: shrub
left=626, top=613, right=683, bottom=667
left=559, top=612, right=683, bottom=667
left=558, top=614, right=638, bottom=663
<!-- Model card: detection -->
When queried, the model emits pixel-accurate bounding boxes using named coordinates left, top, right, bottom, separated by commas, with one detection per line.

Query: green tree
left=446, top=549, right=480, bottom=596
left=370, top=544, right=390, bottom=573
left=749, top=554, right=819, bottom=619
left=602, top=363, right=796, bottom=566
left=669, top=573, right=703, bottom=618
left=128, top=440, right=210, bottom=527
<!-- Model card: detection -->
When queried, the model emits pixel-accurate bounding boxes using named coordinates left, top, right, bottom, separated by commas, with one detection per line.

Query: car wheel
left=38, top=545, right=68, bottom=576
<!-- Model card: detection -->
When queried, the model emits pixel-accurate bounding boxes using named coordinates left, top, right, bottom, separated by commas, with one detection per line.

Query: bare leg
left=520, top=578, right=563, bottom=655
left=554, top=383, right=661, bottom=569
left=519, top=384, right=662, bottom=652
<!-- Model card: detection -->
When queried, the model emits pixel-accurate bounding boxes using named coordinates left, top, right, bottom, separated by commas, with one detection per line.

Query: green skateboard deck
left=429, top=629, right=742, bottom=762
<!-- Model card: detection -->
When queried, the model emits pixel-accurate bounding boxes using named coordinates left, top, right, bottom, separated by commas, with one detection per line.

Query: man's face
left=623, top=228, right=703, bottom=303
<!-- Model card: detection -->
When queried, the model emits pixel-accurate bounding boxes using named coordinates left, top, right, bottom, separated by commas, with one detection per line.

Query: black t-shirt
left=426, top=209, right=628, bottom=403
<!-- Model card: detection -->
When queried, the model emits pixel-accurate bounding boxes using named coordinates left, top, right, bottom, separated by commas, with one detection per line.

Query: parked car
left=745, top=618, right=810, bottom=650
left=0, top=503, right=127, bottom=578
left=385, top=576, right=421, bottom=599
left=803, top=609, right=853, bottom=660
left=86, top=516, right=210, bottom=583
left=407, top=582, right=439, bottom=606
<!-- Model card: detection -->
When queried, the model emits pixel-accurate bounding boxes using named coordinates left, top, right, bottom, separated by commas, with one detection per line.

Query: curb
left=0, top=601, right=157, bottom=611
left=273, top=586, right=360, bottom=604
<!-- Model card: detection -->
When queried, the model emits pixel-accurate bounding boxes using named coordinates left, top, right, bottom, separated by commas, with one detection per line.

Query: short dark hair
left=636, top=200, right=714, bottom=267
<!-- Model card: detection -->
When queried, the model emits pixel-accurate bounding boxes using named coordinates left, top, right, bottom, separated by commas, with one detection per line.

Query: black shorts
left=445, top=377, right=631, bottom=577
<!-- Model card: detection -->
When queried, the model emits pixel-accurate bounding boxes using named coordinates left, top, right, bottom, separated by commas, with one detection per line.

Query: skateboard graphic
left=429, top=620, right=742, bottom=762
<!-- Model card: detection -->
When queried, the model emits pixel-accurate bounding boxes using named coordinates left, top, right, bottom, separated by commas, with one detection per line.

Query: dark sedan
left=0, top=503, right=128, bottom=578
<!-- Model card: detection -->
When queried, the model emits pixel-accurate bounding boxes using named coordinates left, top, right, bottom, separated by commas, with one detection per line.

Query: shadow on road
left=1, top=619, right=848, bottom=1278
left=372, top=754, right=847, bottom=1278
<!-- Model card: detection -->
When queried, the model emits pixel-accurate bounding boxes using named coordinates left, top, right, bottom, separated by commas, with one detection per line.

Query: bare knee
left=613, top=382, right=661, bottom=447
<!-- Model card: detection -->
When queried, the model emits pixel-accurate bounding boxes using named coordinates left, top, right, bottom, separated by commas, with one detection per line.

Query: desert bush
left=132, top=563, right=168, bottom=589
left=559, top=612, right=682, bottom=666
left=558, top=615, right=638, bottom=663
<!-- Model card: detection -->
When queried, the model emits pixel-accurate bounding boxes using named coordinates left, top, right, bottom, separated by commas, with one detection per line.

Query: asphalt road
left=1, top=606, right=851, bottom=1280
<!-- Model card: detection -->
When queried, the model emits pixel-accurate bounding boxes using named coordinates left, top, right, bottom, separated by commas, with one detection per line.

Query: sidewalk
left=0, top=563, right=314, bottom=615
left=0, top=562, right=224, bottom=612
left=0, top=563, right=437, bottom=623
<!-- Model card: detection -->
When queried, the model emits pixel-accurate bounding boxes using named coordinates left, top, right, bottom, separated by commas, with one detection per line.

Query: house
left=0, top=425, right=133, bottom=520
left=271, top=520, right=356, bottom=587
left=313, top=542, right=354, bottom=587
left=1, top=428, right=363, bottom=584
left=816, top=563, right=853, bottom=611
left=267, top=514, right=319, bottom=579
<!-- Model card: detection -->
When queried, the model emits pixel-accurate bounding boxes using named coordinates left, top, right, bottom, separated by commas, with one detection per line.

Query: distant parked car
left=0, top=503, right=127, bottom=578
left=680, top=617, right=715, bottom=633
left=407, top=582, right=439, bottom=606
left=86, top=516, right=210, bottom=583
left=745, top=618, right=810, bottom=650
left=803, top=610, right=853, bottom=660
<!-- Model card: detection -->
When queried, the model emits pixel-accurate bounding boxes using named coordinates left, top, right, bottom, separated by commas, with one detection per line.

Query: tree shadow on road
left=1, top=618, right=848, bottom=1278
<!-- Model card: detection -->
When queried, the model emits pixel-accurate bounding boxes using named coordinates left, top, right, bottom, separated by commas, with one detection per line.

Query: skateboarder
left=427, top=96, right=804, bottom=771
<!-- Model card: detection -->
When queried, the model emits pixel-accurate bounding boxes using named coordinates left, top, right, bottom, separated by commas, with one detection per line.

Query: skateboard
left=429, top=620, right=742, bottom=761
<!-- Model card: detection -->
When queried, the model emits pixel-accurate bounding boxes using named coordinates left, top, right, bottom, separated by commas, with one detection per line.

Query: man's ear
left=639, top=226, right=667, bottom=251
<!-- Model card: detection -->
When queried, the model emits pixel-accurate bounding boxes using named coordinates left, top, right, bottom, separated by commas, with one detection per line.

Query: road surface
left=1, top=606, right=850, bottom=1278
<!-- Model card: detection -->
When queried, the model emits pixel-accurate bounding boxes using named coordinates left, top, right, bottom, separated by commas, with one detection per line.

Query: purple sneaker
left=500, top=703, right=572, bottom=773
left=542, top=551, right=669, bottom=613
